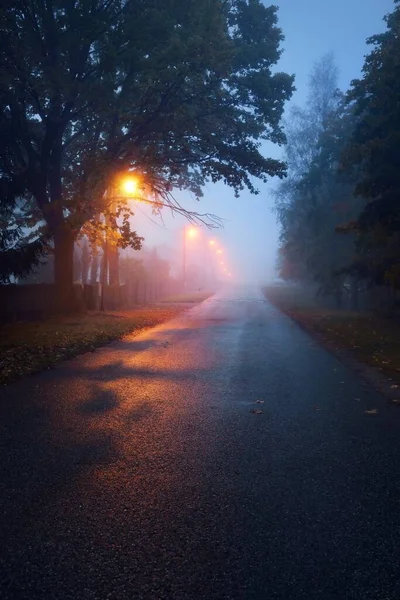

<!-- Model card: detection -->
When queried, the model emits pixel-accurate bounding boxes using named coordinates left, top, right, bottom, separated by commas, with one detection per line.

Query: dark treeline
left=275, top=1, right=400, bottom=312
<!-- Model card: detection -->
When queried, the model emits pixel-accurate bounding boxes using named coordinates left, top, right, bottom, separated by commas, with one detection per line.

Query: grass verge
left=0, top=306, right=185, bottom=385
left=264, top=285, right=400, bottom=384
left=159, top=291, right=214, bottom=303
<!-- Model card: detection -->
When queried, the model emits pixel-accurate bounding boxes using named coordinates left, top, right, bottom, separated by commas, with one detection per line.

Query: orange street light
left=121, top=176, right=139, bottom=196
left=209, top=240, right=216, bottom=246
left=187, top=226, right=198, bottom=239
left=216, top=249, right=223, bottom=255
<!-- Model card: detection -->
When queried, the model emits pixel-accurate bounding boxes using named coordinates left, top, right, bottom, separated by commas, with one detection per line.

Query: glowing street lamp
left=186, top=226, right=198, bottom=239
left=121, top=176, right=138, bottom=196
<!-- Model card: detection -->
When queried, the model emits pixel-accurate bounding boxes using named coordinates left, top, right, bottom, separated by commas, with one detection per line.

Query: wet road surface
left=1, top=286, right=400, bottom=599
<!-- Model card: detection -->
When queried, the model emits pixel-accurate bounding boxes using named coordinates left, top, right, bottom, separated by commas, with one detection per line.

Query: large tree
left=0, top=0, right=294, bottom=292
left=274, top=54, right=341, bottom=282
left=343, top=0, right=400, bottom=289
left=274, top=55, right=362, bottom=304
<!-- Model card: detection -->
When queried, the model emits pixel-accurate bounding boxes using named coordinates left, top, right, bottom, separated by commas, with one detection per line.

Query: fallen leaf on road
left=255, top=400, right=265, bottom=404
left=313, top=405, right=321, bottom=411
left=392, top=399, right=400, bottom=405
left=355, top=398, right=361, bottom=402
left=365, top=409, right=378, bottom=415
left=390, top=385, right=398, bottom=389
left=251, top=409, right=263, bottom=414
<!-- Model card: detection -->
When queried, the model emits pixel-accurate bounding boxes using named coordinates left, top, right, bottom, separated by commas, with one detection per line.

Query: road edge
left=267, top=300, right=400, bottom=402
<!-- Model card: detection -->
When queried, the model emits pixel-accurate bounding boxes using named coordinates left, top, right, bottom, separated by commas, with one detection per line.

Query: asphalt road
left=1, top=286, right=400, bottom=600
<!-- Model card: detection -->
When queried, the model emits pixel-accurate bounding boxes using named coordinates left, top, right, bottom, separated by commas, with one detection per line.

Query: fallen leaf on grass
left=365, top=409, right=378, bottom=415
left=251, top=409, right=263, bottom=415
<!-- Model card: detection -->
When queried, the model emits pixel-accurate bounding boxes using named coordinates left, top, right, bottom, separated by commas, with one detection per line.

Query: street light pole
left=100, top=187, right=109, bottom=312
left=182, top=225, right=187, bottom=292
left=99, top=174, right=143, bottom=310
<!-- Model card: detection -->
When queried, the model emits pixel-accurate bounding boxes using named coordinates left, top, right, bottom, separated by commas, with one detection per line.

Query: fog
left=131, top=0, right=392, bottom=286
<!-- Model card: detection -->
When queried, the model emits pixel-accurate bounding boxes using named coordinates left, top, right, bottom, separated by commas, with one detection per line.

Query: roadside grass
left=264, top=285, right=400, bottom=383
left=0, top=306, right=185, bottom=385
left=159, top=291, right=214, bottom=303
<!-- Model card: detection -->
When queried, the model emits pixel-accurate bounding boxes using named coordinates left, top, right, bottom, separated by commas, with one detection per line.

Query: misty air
left=1, top=1, right=400, bottom=598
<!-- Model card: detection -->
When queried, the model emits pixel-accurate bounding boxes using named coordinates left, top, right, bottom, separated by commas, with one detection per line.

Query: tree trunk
left=90, top=253, right=99, bottom=285
left=54, top=229, right=76, bottom=312
left=100, top=246, right=108, bottom=311
left=73, top=244, right=82, bottom=283
left=81, top=239, right=90, bottom=285
left=108, top=245, right=120, bottom=286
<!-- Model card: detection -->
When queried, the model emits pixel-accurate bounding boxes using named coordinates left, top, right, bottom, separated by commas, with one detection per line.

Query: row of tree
left=22, top=238, right=174, bottom=284
left=0, top=0, right=294, bottom=304
left=275, top=1, right=400, bottom=308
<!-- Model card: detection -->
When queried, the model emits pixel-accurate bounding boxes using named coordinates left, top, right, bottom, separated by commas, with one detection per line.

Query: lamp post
left=182, top=225, right=198, bottom=291
left=182, top=226, right=187, bottom=292
left=100, top=175, right=139, bottom=311
left=100, top=187, right=110, bottom=311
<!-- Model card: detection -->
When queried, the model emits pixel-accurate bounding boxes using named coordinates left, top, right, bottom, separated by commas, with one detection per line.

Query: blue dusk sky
left=131, top=0, right=394, bottom=283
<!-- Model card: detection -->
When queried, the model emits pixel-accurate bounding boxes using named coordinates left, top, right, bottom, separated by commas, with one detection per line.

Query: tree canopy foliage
left=274, top=54, right=361, bottom=301
left=0, top=0, right=294, bottom=286
left=275, top=0, right=400, bottom=306
left=342, top=0, right=400, bottom=288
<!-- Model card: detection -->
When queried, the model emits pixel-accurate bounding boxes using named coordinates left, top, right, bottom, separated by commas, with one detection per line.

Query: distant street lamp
left=187, top=227, right=198, bottom=239
left=182, top=225, right=199, bottom=291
